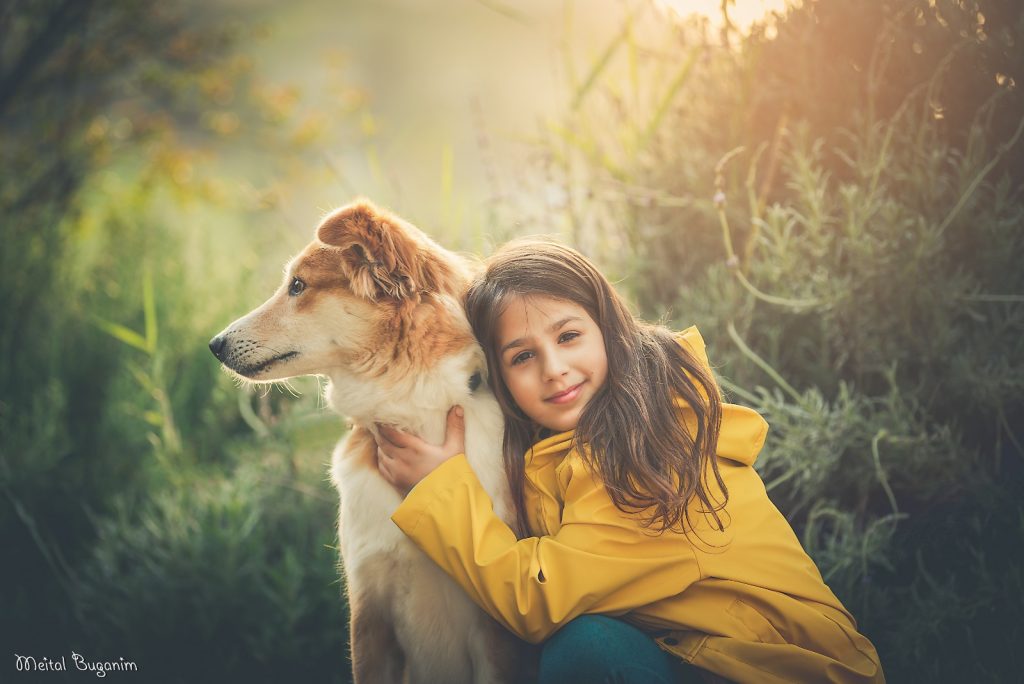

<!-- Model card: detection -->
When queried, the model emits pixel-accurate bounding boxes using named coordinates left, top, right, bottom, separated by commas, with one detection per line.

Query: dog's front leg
left=349, top=587, right=404, bottom=684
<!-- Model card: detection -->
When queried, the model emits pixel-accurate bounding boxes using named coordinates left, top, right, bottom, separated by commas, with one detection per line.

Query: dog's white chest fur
left=327, top=351, right=517, bottom=684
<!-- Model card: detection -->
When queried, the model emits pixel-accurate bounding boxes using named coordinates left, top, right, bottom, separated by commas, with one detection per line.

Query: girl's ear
left=317, top=198, right=455, bottom=302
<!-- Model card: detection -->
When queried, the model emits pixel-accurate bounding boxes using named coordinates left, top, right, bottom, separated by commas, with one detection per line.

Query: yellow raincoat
left=392, top=327, right=885, bottom=683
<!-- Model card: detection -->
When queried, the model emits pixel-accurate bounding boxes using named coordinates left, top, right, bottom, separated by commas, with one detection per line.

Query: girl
left=375, top=240, right=885, bottom=684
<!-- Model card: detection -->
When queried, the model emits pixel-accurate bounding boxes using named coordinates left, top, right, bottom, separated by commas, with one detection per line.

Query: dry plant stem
left=726, top=321, right=802, bottom=405
left=717, top=207, right=823, bottom=309
left=745, top=111, right=790, bottom=272
left=717, top=376, right=761, bottom=406
left=870, top=430, right=901, bottom=517
left=239, top=389, right=271, bottom=437
left=945, top=114, right=1024, bottom=303
left=714, top=147, right=823, bottom=310
left=937, top=113, right=1024, bottom=238
left=744, top=141, right=768, bottom=265
left=998, top=407, right=1024, bottom=460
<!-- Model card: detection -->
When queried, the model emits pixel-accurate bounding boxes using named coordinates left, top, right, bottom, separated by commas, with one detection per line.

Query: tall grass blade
left=143, top=266, right=157, bottom=353
left=92, top=316, right=149, bottom=353
left=572, top=14, right=633, bottom=110
left=640, top=46, right=698, bottom=149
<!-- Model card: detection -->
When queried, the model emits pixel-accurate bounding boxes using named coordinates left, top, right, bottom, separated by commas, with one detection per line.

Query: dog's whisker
left=281, top=380, right=301, bottom=398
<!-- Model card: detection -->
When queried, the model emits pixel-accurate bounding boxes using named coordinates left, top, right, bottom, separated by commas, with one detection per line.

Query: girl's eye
left=559, top=331, right=580, bottom=343
left=289, top=277, right=306, bottom=296
left=510, top=351, right=533, bottom=366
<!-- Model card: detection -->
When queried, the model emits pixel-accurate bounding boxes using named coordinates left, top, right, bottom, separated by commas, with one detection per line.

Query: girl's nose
left=541, top=353, right=569, bottom=380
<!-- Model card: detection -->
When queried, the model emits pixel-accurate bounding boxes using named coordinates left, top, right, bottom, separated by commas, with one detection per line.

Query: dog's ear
left=317, top=199, right=455, bottom=302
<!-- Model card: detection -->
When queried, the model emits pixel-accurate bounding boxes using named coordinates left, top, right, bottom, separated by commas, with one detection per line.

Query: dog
left=209, top=199, right=521, bottom=683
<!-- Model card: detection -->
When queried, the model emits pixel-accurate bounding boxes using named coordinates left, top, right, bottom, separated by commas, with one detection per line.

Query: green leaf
left=92, top=316, right=149, bottom=352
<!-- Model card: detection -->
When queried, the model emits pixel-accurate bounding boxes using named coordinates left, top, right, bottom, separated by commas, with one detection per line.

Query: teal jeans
left=537, top=615, right=703, bottom=684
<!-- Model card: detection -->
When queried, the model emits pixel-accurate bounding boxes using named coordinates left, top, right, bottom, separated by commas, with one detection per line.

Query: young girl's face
left=495, top=295, right=608, bottom=433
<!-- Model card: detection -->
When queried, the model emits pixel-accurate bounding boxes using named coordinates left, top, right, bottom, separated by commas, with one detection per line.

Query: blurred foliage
left=541, top=0, right=1024, bottom=680
left=74, top=444, right=347, bottom=682
left=2, top=0, right=1022, bottom=681
left=1, top=0, right=349, bottom=679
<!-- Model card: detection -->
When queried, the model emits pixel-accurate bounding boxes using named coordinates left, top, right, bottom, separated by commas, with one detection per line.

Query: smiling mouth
left=237, top=351, right=299, bottom=377
left=546, top=382, right=584, bottom=404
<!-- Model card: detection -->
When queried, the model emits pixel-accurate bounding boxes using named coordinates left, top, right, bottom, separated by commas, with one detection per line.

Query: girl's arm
left=389, top=450, right=702, bottom=643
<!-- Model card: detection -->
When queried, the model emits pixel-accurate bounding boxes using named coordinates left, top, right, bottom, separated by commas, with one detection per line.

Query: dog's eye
left=289, top=277, right=306, bottom=296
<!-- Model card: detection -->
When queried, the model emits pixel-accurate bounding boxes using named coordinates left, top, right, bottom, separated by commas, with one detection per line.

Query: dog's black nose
left=209, top=334, right=228, bottom=361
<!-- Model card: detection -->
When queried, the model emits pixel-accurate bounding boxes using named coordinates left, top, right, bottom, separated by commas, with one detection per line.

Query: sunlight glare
left=654, top=0, right=793, bottom=33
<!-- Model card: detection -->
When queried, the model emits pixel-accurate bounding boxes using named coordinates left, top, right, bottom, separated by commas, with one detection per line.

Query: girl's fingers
left=377, top=423, right=401, bottom=446
left=378, top=423, right=420, bottom=449
left=378, top=444, right=409, bottom=467
left=378, top=440, right=414, bottom=463
left=379, top=465, right=395, bottom=487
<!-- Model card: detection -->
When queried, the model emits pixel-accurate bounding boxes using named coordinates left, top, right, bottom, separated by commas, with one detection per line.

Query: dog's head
left=209, top=199, right=474, bottom=384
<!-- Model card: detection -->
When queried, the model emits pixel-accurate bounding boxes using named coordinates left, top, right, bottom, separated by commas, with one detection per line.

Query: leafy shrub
left=74, top=446, right=348, bottom=683
left=533, top=0, right=1024, bottom=678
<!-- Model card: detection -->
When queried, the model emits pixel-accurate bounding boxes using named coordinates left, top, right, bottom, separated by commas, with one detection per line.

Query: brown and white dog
left=209, top=199, right=521, bottom=683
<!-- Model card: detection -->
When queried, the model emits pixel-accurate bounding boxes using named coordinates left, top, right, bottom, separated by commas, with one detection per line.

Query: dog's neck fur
left=324, top=344, right=485, bottom=443
left=323, top=272, right=488, bottom=444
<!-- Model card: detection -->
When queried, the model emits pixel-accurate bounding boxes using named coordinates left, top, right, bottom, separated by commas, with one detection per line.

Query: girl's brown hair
left=465, top=239, right=726, bottom=537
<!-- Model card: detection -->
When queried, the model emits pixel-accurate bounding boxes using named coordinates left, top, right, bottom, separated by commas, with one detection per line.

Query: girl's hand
left=376, top=406, right=465, bottom=496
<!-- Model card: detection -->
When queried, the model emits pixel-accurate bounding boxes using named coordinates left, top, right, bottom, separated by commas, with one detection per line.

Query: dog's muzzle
left=208, top=332, right=299, bottom=377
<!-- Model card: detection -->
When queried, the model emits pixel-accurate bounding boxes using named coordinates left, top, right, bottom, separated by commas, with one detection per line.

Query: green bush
left=74, top=445, right=348, bottom=683
left=536, top=0, right=1024, bottom=679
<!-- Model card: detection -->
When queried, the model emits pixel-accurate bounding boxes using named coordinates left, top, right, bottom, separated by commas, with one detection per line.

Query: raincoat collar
left=525, top=429, right=575, bottom=467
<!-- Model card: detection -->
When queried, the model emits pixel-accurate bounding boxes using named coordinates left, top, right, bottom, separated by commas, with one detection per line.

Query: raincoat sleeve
left=390, top=453, right=702, bottom=643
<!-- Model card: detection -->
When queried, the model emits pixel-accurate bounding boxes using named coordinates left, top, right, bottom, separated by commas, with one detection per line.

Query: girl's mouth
left=546, top=382, right=584, bottom=404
